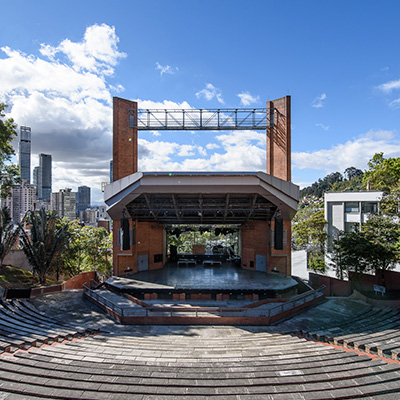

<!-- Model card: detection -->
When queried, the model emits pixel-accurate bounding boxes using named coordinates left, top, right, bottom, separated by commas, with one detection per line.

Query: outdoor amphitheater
left=1, top=96, right=400, bottom=399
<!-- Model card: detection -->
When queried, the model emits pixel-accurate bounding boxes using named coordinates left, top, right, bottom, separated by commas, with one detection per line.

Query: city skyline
left=1, top=0, right=400, bottom=204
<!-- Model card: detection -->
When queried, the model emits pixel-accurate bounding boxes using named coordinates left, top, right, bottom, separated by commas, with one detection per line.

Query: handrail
left=83, top=284, right=326, bottom=321
left=83, top=285, right=125, bottom=317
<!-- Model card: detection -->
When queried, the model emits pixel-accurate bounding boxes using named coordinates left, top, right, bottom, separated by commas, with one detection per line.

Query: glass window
left=362, top=202, right=377, bottom=214
left=345, top=202, right=359, bottom=213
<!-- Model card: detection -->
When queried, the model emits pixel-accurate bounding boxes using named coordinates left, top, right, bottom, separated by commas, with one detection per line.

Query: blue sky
left=1, top=0, right=400, bottom=203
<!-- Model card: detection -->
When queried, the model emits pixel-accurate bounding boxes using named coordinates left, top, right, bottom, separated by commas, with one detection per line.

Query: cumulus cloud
left=196, top=83, right=224, bottom=104
left=0, top=24, right=126, bottom=203
left=292, top=130, right=400, bottom=173
left=138, top=129, right=266, bottom=172
left=155, top=62, right=178, bottom=76
left=237, top=91, right=259, bottom=106
left=311, top=93, right=327, bottom=108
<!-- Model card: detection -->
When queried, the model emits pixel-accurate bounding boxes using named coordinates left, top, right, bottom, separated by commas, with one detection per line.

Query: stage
left=106, top=263, right=298, bottom=300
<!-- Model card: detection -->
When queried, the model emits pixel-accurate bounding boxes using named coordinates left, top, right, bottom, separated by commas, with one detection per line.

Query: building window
left=362, top=202, right=377, bottom=214
left=345, top=202, right=359, bottom=213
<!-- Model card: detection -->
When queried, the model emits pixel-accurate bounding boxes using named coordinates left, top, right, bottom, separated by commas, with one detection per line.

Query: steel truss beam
left=129, top=108, right=273, bottom=131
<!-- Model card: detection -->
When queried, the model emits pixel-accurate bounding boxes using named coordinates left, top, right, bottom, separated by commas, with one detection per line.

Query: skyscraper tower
left=37, top=154, right=52, bottom=201
left=19, top=126, right=31, bottom=183
left=77, top=185, right=91, bottom=216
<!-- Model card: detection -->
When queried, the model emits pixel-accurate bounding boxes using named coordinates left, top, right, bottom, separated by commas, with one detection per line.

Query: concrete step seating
left=298, top=306, right=400, bottom=361
left=1, top=330, right=400, bottom=399
left=0, top=299, right=95, bottom=353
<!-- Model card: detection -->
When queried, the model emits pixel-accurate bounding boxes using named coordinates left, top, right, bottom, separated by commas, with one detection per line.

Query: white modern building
left=324, top=191, right=383, bottom=251
left=51, top=188, right=76, bottom=220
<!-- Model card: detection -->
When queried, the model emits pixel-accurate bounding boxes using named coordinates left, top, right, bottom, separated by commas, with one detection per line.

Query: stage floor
left=107, top=263, right=298, bottom=293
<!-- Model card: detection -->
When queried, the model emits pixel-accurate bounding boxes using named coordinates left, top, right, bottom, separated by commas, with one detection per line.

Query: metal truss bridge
left=129, top=108, right=273, bottom=131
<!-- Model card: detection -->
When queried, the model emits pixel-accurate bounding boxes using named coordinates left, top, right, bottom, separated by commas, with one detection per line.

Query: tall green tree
left=19, top=209, right=69, bottom=284
left=0, top=206, right=20, bottom=269
left=363, top=153, right=400, bottom=215
left=292, top=209, right=327, bottom=253
left=362, top=214, right=400, bottom=271
left=0, top=103, right=20, bottom=198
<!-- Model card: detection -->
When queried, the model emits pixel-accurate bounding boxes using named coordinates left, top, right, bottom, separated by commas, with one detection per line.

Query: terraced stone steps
left=0, top=300, right=96, bottom=354
left=298, top=306, right=400, bottom=361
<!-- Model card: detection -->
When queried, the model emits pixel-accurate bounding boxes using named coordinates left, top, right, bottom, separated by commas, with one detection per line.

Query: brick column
left=112, top=97, right=138, bottom=275
left=113, top=97, right=138, bottom=181
left=267, top=96, right=291, bottom=182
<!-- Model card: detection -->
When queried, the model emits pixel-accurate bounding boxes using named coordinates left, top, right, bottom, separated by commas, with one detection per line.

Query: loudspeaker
left=120, top=218, right=130, bottom=250
left=274, top=218, right=283, bottom=250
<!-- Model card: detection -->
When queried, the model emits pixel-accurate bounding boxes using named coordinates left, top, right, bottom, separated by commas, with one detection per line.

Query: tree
left=330, top=228, right=370, bottom=279
left=361, top=214, right=400, bottom=271
left=80, top=226, right=112, bottom=275
left=292, top=209, right=327, bottom=253
left=344, top=167, right=364, bottom=181
left=19, top=209, right=70, bottom=284
left=0, top=206, right=20, bottom=269
left=363, top=153, right=400, bottom=215
left=0, top=103, right=20, bottom=198
left=363, top=152, right=400, bottom=193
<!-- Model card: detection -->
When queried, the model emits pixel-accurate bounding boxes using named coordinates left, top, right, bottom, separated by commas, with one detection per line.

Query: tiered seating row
left=298, top=306, right=400, bottom=360
left=0, top=299, right=96, bottom=353
left=0, top=332, right=400, bottom=399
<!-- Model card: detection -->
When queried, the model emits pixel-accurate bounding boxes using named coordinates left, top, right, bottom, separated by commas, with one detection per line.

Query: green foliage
left=292, top=209, right=327, bottom=253
left=59, top=221, right=112, bottom=276
left=0, top=103, right=20, bottom=198
left=330, top=215, right=400, bottom=279
left=308, top=251, right=326, bottom=273
left=362, top=153, right=400, bottom=215
left=0, top=206, right=20, bottom=268
left=19, top=209, right=70, bottom=284
left=363, top=152, right=400, bottom=193
left=300, top=172, right=344, bottom=198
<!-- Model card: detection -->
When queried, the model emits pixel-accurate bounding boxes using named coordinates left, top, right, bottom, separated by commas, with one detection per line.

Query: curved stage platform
left=106, top=263, right=298, bottom=300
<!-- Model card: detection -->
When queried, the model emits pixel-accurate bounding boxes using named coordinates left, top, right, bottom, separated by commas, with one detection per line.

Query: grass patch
left=0, top=265, right=60, bottom=288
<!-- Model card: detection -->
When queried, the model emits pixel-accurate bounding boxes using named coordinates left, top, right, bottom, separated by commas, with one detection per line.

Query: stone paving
left=0, top=291, right=396, bottom=399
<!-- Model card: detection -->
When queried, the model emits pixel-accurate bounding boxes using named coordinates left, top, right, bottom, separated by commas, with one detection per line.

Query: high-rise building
left=2, top=179, right=36, bottom=224
left=51, top=188, right=76, bottom=220
left=77, top=186, right=91, bottom=216
left=19, top=126, right=31, bottom=183
left=37, top=154, right=52, bottom=201
left=33, top=166, right=40, bottom=197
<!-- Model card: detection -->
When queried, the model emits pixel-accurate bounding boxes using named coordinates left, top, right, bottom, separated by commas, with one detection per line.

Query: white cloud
left=377, top=79, right=400, bottom=93
left=196, top=83, right=224, bottom=104
left=138, top=129, right=266, bottom=172
left=237, top=91, right=259, bottom=106
left=177, top=144, right=196, bottom=157
left=315, top=123, right=330, bottom=131
left=311, top=93, right=327, bottom=108
left=206, top=143, right=220, bottom=150
left=155, top=62, right=178, bottom=76
left=0, top=24, right=126, bottom=203
left=292, top=130, right=400, bottom=173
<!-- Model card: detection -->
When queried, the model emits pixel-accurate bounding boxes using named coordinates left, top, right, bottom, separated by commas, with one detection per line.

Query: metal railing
left=83, top=284, right=326, bottom=321
left=83, top=285, right=125, bottom=317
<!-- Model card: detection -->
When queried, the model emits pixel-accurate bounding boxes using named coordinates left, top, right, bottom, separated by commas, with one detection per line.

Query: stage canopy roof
left=104, top=172, right=299, bottom=225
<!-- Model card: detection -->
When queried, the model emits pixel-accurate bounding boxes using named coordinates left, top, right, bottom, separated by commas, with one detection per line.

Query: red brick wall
left=113, top=97, right=138, bottom=181
left=113, top=219, right=135, bottom=276
left=241, top=220, right=269, bottom=271
left=136, top=221, right=164, bottom=271
left=269, top=219, right=291, bottom=275
left=309, top=273, right=353, bottom=297
left=267, top=96, right=291, bottom=182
